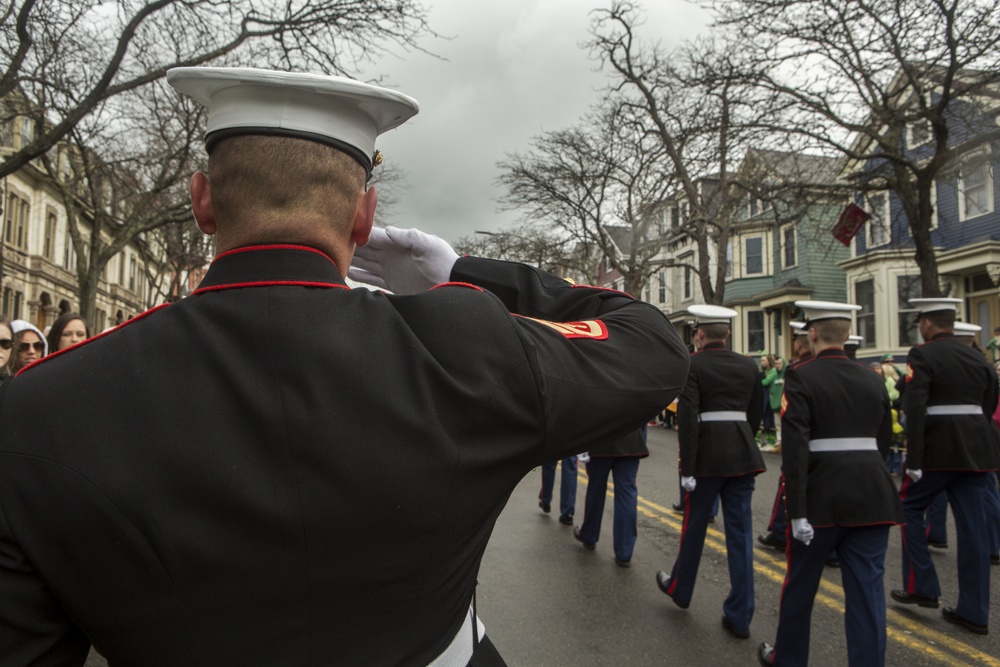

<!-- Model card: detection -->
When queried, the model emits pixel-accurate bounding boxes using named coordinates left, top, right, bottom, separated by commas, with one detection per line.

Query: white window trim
left=744, top=235, right=766, bottom=276
left=780, top=223, right=797, bottom=270
left=929, top=179, right=939, bottom=230
left=958, top=151, right=994, bottom=222
left=866, top=192, right=891, bottom=248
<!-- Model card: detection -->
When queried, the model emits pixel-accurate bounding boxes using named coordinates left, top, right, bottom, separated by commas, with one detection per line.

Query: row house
left=0, top=104, right=168, bottom=333
left=723, top=150, right=850, bottom=360
left=840, top=73, right=1000, bottom=359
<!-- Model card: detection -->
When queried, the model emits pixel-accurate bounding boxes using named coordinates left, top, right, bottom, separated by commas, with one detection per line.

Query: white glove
left=791, top=518, right=814, bottom=545
left=348, top=226, right=459, bottom=295
left=577, top=452, right=590, bottom=464
left=906, top=469, right=923, bottom=483
left=681, top=476, right=697, bottom=492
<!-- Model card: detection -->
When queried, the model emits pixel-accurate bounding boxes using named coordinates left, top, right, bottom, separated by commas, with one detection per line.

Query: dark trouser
left=578, top=456, right=641, bottom=562
left=771, top=525, right=890, bottom=667
left=767, top=476, right=787, bottom=539
left=539, top=457, right=577, bottom=516
left=665, top=474, right=756, bottom=634
left=900, top=471, right=993, bottom=626
left=468, top=636, right=506, bottom=666
left=925, top=491, right=948, bottom=545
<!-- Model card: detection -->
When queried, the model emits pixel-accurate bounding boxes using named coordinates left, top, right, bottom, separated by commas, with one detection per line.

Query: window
left=747, top=311, right=765, bottom=352
left=63, top=231, right=76, bottom=270
left=670, top=206, right=680, bottom=228
left=866, top=193, right=890, bottom=247
left=657, top=209, right=666, bottom=236
left=745, top=237, right=764, bottom=275
left=680, top=202, right=689, bottom=225
left=855, top=279, right=876, bottom=347
left=959, top=154, right=993, bottom=220
left=5, top=192, right=29, bottom=250
left=129, top=256, right=137, bottom=291
left=725, top=242, right=733, bottom=279
left=781, top=224, right=797, bottom=269
left=897, top=275, right=922, bottom=346
left=658, top=270, right=666, bottom=303
left=683, top=265, right=692, bottom=300
left=43, top=210, right=57, bottom=260
left=909, top=121, right=931, bottom=148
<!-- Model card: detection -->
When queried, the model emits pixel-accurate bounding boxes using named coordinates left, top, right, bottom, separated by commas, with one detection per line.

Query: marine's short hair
left=921, top=309, right=955, bottom=330
left=208, top=135, right=365, bottom=234
left=811, top=319, right=850, bottom=346
left=699, top=323, right=729, bottom=341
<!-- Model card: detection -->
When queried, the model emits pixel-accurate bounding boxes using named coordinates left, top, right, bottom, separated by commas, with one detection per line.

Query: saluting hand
left=349, top=226, right=459, bottom=295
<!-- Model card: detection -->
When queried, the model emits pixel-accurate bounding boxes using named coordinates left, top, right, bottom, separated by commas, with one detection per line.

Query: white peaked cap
left=794, top=300, right=861, bottom=324
left=166, top=67, right=419, bottom=175
left=789, top=321, right=808, bottom=337
left=846, top=335, right=864, bottom=346
left=688, top=304, right=738, bottom=325
left=954, top=321, right=982, bottom=337
left=909, top=297, right=962, bottom=314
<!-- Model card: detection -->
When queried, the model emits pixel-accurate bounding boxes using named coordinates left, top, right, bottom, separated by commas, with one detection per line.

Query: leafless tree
left=497, top=97, right=675, bottom=296
left=453, top=223, right=580, bottom=279
left=39, top=79, right=203, bottom=324
left=587, top=1, right=788, bottom=304
left=708, top=0, right=1000, bottom=297
left=0, top=0, right=434, bottom=179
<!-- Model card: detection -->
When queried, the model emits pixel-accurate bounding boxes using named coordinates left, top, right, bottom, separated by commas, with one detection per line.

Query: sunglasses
left=0, top=339, right=11, bottom=350
left=18, top=341, right=44, bottom=353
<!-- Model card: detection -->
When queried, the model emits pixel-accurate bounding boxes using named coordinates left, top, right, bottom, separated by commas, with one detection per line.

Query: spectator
left=10, top=320, right=48, bottom=373
left=0, top=316, right=13, bottom=379
left=46, top=313, right=91, bottom=353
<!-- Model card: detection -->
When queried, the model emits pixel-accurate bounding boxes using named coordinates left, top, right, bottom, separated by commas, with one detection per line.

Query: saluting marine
left=891, top=298, right=1000, bottom=636
left=758, top=301, right=904, bottom=667
left=656, top=305, right=765, bottom=639
left=0, top=68, right=691, bottom=665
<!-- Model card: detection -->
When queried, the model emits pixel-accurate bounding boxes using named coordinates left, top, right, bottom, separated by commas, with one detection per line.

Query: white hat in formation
left=908, top=297, right=962, bottom=315
left=954, top=321, right=982, bottom=337
left=687, top=304, right=738, bottom=326
left=166, top=67, right=420, bottom=177
left=794, top=300, right=861, bottom=325
left=846, top=334, right=864, bottom=347
left=789, top=321, right=808, bottom=337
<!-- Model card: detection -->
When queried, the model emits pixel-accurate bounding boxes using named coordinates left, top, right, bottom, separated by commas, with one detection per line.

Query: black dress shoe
left=721, top=615, right=750, bottom=639
left=538, top=500, right=551, bottom=514
left=707, top=515, right=716, bottom=524
left=826, top=557, right=840, bottom=568
left=573, top=527, right=595, bottom=550
left=990, top=554, right=999, bottom=566
left=614, top=557, right=631, bottom=568
left=757, top=642, right=775, bottom=666
left=942, top=607, right=988, bottom=635
left=671, top=502, right=684, bottom=514
left=890, top=589, right=939, bottom=608
left=757, top=533, right=787, bottom=552
left=928, top=540, right=948, bottom=549
left=654, top=571, right=689, bottom=608
left=558, top=513, right=573, bottom=525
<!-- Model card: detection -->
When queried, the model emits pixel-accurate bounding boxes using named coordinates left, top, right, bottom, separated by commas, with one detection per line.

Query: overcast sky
left=367, top=0, right=710, bottom=244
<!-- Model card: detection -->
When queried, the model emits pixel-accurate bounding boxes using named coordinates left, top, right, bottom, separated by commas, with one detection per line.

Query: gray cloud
left=369, top=0, right=708, bottom=243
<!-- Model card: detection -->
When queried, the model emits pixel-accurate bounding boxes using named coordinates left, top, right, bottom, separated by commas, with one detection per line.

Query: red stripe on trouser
left=899, top=475, right=916, bottom=593
left=667, top=491, right=692, bottom=596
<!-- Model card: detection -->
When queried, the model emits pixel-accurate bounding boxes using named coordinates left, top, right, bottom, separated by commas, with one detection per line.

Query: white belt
left=926, top=404, right=981, bottom=416
left=808, top=437, right=878, bottom=452
left=698, top=411, right=747, bottom=422
left=427, top=603, right=486, bottom=667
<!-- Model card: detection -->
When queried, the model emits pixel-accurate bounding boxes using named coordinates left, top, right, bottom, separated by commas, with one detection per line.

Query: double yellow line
left=584, top=470, right=997, bottom=666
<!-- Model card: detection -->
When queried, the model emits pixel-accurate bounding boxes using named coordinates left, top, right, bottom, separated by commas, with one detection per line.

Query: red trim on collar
left=429, top=281, right=484, bottom=292
left=213, top=244, right=334, bottom=263
left=190, top=280, right=350, bottom=296
left=15, top=303, right=173, bottom=377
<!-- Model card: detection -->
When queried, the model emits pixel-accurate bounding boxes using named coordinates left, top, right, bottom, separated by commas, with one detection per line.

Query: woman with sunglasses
left=10, top=320, right=48, bottom=373
left=46, top=312, right=90, bottom=352
left=0, top=316, right=13, bottom=378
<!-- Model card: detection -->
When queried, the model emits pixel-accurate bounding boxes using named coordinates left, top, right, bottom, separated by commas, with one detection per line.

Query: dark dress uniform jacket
left=781, top=349, right=904, bottom=527
left=678, top=342, right=765, bottom=477
left=903, top=332, right=1000, bottom=472
left=0, top=246, right=689, bottom=667
left=593, top=428, right=649, bottom=458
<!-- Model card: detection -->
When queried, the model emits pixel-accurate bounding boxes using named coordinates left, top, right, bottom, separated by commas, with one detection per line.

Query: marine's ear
left=190, top=171, right=216, bottom=236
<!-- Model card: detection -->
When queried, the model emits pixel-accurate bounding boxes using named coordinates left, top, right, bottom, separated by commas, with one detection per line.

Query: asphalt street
left=84, top=425, right=998, bottom=666
left=476, top=425, right=1000, bottom=667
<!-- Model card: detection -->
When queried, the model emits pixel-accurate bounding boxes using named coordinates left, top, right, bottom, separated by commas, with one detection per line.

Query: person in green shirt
left=761, top=356, right=785, bottom=450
